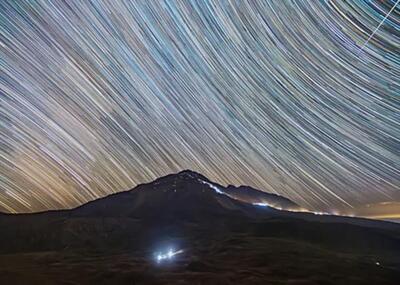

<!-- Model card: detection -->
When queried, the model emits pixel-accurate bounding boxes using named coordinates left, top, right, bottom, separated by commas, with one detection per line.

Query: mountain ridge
left=0, top=170, right=399, bottom=230
left=0, top=169, right=301, bottom=216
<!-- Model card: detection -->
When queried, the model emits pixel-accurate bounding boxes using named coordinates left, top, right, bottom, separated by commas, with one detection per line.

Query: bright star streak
left=360, top=0, right=400, bottom=51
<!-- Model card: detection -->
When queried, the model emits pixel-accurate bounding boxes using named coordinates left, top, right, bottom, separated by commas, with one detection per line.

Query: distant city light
left=313, top=211, right=327, bottom=215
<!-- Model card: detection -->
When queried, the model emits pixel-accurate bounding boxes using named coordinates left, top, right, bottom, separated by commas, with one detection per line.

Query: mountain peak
left=176, top=169, right=207, bottom=179
left=66, top=170, right=304, bottom=219
left=147, top=170, right=303, bottom=210
left=148, top=169, right=211, bottom=189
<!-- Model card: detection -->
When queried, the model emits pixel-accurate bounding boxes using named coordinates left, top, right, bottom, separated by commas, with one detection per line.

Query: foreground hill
left=0, top=170, right=399, bottom=284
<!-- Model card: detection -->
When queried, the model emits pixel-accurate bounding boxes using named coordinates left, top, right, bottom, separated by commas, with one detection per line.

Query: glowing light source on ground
left=253, top=202, right=270, bottom=207
left=155, top=249, right=183, bottom=263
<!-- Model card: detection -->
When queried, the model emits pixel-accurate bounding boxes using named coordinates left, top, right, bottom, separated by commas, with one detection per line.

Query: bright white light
left=313, top=211, right=329, bottom=216
left=253, top=202, right=270, bottom=207
left=252, top=202, right=283, bottom=210
left=155, top=249, right=183, bottom=263
left=167, top=249, right=173, bottom=258
left=199, top=180, right=225, bottom=194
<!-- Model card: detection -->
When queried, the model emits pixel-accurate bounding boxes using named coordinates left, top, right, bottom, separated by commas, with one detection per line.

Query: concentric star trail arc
left=0, top=0, right=399, bottom=216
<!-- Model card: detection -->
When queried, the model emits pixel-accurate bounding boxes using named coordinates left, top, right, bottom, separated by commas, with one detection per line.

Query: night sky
left=0, top=1, right=399, bottom=218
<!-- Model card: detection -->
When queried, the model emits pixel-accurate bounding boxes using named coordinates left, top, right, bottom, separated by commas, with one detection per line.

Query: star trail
left=0, top=0, right=399, bottom=215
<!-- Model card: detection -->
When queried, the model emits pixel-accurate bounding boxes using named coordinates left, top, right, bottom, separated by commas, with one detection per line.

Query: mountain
left=224, top=184, right=301, bottom=210
left=0, top=170, right=399, bottom=284
left=71, top=169, right=301, bottom=218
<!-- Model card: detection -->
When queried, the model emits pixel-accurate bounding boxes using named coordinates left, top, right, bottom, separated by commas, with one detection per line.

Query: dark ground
left=1, top=236, right=399, bottom=285
left=1, top=170, right=399, bottom=284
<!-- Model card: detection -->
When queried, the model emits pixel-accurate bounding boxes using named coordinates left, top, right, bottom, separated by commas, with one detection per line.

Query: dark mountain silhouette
left=225, top=184, right=301, bottom=210
left=0, top=170, right=399, bottom=284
